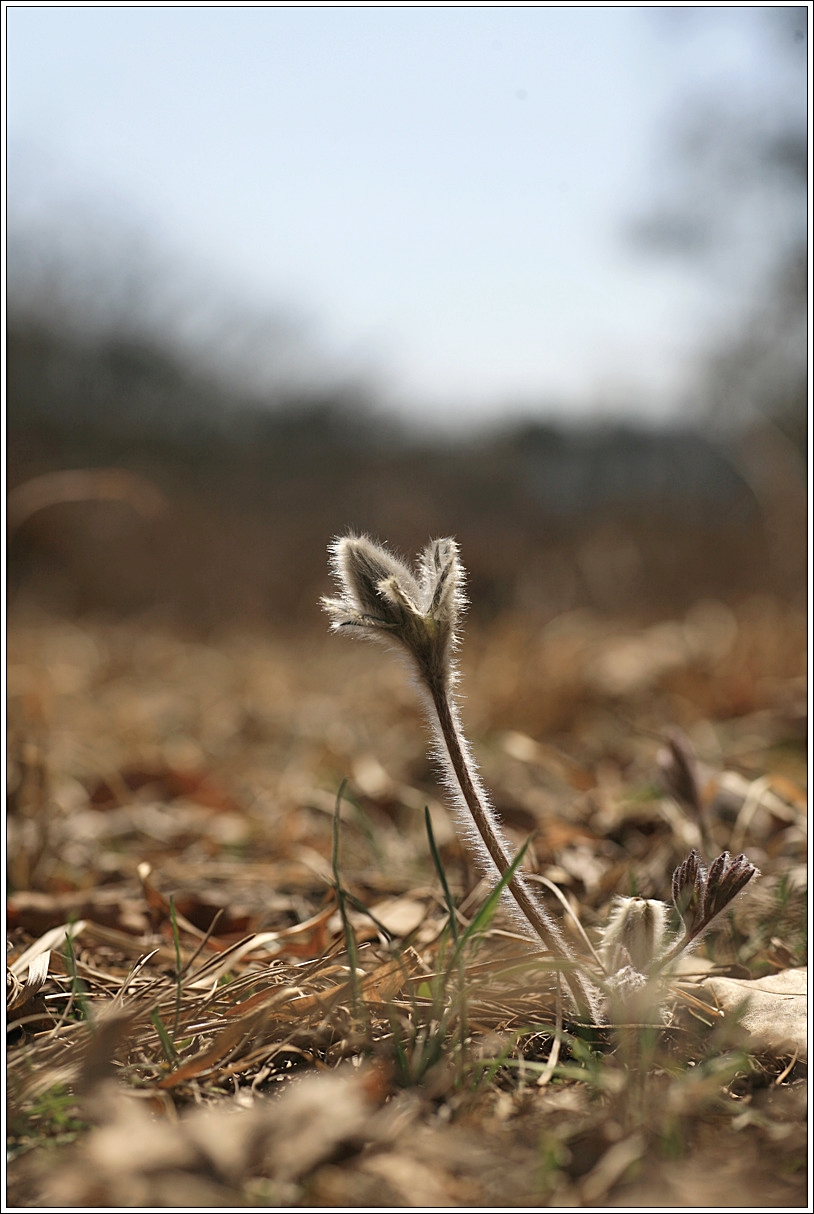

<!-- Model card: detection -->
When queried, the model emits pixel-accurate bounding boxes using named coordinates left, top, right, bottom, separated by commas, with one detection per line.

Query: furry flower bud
left=600, top=896, right=670, bottom=976
left=321, top=534, right=465, bottom=688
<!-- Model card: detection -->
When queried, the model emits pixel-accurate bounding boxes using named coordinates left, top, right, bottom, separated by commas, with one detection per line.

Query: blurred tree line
left=6, top=305, right=802, bottom=630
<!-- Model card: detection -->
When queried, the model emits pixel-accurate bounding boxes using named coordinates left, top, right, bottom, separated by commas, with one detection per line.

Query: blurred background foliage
left=7, top=325, right=804, bottom=633
left=6, top=9, right=807, bottom=633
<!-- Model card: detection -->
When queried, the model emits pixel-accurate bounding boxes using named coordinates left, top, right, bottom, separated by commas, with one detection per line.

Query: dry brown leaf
left=360, top=949, right=422, bottom=1003
left=221, top=982, right=303, bottom=1019
left=157, top=1007, right=271, bottom=1089
left=137, top=862, right=210, bottom=940
left=89, top=763, right=241, bottom=812
left=260, top=1065, right=383, bottom=1181
left=183, top=904, right=336, bottom=988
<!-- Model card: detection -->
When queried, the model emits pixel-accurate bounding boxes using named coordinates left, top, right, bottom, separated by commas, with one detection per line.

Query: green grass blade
left=425, top=805, right=459, bottom=946
left=332, top=781, right=361, bottom=1015
left=62, top=930, right=90, bottom=1021
left=168, top=895, right=183, bottom=1039
left=342, top=890, right=395, bottom=943
left=452, top=836, right=532, bottom=966
left=150, top=1008, right=179, bottom=1064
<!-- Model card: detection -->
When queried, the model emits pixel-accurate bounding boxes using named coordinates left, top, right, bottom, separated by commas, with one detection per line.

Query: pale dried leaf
left=10, top=921, right=87, bottom=979
left=56, top=1065, right=382, bottom=1205
left=8, top=951, right=51, bottom=1011
left=701, top=967, right=807, bottom=1057
left=367, top=896, right=428, bottom=937
left=360, top=949, right=422, bottom=1003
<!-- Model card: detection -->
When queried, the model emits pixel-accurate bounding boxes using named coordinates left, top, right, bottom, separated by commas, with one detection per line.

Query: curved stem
left=428, top=678, right=601, bottom=1020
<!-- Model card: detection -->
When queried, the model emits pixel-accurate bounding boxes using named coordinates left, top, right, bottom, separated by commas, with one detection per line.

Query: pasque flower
left=601, top=848, right=759, bottom=978
left=322, top=534, right=464, bottom=691
left=322, top=535, right=759, bottom=1022
left=323, top=534, right=602, bottom=1021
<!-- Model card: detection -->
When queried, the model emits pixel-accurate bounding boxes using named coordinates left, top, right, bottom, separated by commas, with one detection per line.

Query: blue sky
left=6, top=6, right=807, bottom=428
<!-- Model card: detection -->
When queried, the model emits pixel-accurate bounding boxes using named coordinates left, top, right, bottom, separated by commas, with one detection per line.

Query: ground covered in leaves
left=7, top=597, right=808, bottom=1207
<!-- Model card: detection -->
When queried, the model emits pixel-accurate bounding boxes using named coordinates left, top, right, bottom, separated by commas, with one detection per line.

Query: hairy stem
left=427, top=675, right=601, bottom=1020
